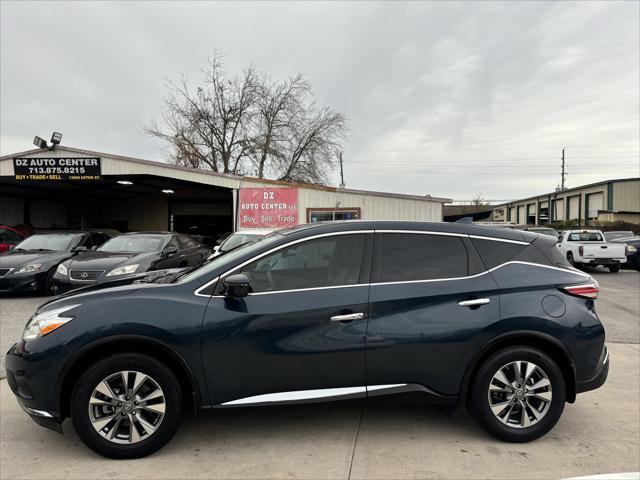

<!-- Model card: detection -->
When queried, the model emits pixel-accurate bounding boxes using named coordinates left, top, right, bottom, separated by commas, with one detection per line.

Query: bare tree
left=144, top=55, right=346, bottom=184
left=276, top=106, right=345, bottom=183
left=144, top=54, right=258, bottom=174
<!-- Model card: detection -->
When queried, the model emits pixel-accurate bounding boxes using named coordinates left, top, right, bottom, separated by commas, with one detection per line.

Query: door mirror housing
left=72, top=245, right=88, bottom=254
left=163, top=245, right=178, bottom=257
left=223, top=274, right=250, bottom=298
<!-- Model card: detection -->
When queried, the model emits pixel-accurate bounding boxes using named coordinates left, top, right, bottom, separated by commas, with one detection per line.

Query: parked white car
left=209, top=229, right=273, bottom=259
left=556, top=229, right=627, bottom=272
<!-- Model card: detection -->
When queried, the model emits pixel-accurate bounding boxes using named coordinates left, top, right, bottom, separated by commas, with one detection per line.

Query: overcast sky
left=1, top=1, right=639, bottom=202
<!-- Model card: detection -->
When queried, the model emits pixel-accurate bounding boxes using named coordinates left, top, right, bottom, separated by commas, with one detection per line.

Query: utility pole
left=561, top=148, right=566, bottom=190
left=338, top=151, right=345, bottom=188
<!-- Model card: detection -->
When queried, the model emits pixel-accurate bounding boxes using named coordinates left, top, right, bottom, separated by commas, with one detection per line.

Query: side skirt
left=204, top=384, right=456, bottom=409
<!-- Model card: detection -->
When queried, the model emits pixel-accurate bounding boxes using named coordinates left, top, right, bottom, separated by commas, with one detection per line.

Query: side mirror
left=223, top=274, right=250, bottom=298
left=9, top=245, right=15, bottom=250
left=163, top=245, right=178, bottom=257
left=72, top=246, right=88, bottom=254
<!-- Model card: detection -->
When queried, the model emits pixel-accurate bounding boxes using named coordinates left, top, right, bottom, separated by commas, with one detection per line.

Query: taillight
left=561, top=282, right=599, bottom=299
left=579, top=245, right=584, bottom=256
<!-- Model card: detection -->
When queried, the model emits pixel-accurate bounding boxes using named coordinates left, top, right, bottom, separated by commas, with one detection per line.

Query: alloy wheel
left=487, top=361, right=552, bottom=428
left=88, top=370, right=166, bottom=444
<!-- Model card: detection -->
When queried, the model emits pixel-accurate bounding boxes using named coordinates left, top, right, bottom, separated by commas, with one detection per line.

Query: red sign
left=239, top=187, right=299, bottom=228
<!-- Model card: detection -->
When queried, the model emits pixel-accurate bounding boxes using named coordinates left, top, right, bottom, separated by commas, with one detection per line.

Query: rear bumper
left=577, top=345, right=609, bottom=394
left=582, top=258, right=623, bottom=266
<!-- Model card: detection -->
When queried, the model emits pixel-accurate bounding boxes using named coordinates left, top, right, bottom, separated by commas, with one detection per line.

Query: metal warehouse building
left=0, top=146, right=450, bottom=235
left=491, top=177, right=640, bottom=226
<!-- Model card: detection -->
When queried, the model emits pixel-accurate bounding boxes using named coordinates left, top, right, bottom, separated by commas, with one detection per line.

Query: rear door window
left=374, top=233, right=469, bottom=282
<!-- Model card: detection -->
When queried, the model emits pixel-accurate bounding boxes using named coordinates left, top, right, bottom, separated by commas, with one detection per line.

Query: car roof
left=121, top=231, right=171, bottom=236
left=278, top=220, right=537, bottom=243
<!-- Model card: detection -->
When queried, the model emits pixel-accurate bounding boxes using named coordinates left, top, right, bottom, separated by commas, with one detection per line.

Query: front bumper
left=576, top=345, right=609, bottom=394
left=51, top=273, right=96, bottom=294
left=0, top=271, right=45, bottom=293
left=5, top=338, right=69, bottom=433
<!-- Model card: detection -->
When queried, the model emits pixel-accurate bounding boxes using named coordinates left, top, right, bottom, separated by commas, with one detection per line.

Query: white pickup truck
left=556, top=229, right=627, bottom=272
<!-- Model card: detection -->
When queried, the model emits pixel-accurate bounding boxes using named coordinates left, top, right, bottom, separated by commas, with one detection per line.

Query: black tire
left=70, top=353, right=183, bottom=459
left=566, top=252, right=576, bottom=267
left=608, top=263, right=621, bottom=273
left=42, top=267, right=57, bottom=295
left=471, top=346, right=566, bottom=443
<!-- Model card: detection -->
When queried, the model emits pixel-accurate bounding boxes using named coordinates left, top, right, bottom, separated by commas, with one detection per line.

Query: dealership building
left=0, top=146, right=450, bottom=236
left=490, top=177, right=640, bottom=226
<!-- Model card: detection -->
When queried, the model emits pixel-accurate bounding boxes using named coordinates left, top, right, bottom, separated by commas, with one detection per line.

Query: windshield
left=220, top=233, right=262, bottom=251
left=568, top=232, right=604, bottom=242
left=98, top=235, right=165, bottom=253
left=14, top=234, right=76, bottom=251
left=179, top=232, right=283, bottom=284
left=605, top=231, right=635, bottom=241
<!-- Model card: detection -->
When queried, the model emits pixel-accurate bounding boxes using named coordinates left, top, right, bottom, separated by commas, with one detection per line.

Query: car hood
left=0, top=250, right=68, bottom=268
left=65, top=251, right=153, bottom=271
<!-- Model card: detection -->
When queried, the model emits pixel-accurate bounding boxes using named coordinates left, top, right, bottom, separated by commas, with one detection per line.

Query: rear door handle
left=330, top=313, right=365, bottom=322
left=458, top=298, right=491, bottom=307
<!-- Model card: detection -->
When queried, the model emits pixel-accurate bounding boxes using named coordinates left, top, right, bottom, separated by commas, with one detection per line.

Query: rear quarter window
left=471, top=239, right=526, bottom=270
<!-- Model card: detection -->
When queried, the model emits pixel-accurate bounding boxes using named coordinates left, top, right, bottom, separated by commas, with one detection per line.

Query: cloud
left=1, top=0, right=638, bottom=202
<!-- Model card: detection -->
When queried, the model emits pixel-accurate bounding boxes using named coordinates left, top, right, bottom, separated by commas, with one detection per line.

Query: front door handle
left=330, top=313, right=365, bottom=322
left=458, top=298, right=491, bottom=307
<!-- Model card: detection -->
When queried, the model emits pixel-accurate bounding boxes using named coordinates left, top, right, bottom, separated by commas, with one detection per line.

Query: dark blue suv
left=5, top=221, right=608, bottom=458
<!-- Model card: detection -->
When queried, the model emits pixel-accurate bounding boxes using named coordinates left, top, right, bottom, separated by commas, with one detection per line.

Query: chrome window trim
left=219, top=384, right=408, bottom=406
left=375, top=229, right=468, bottom=238
left=468, top=234, right=530, bottom=245
left=193, top=230, right=583, bottom=297
left=249, top=283, right=369, bottom=296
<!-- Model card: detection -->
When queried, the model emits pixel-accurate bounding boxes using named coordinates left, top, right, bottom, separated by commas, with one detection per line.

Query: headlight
left=628, top=245, right=637, bottom=253
left=56, top=263, right=68, bottom=276
left=23, top=304, right=80, bottom=340
left=106, top=264, right=139, bottom=276
left=14, top=264, right=43, bottom=274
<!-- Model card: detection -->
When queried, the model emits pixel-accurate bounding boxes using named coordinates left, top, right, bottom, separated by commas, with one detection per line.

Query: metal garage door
left=587, top=192, right=604, bottom=218
left=509, top=207, right=516, bottom=222
left=517, top=206, right=525, bottom=224
left=554, top=199, right=564, bottom=220
left=568, top=196, right=579, bottom=220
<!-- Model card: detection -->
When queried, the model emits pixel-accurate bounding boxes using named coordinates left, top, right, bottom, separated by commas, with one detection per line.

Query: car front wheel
left=471, top=346, right=566, bottom=442
left=70, top=353, right=183, bottom=459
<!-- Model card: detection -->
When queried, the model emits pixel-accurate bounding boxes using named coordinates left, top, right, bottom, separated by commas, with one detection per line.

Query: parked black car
left=5, top=221, right=608, bottom=458
left=0, top=231, right=110, bottom=294
left=610, top=236, right=640, bottom=269
left=52, top=232, right=210, bottom=293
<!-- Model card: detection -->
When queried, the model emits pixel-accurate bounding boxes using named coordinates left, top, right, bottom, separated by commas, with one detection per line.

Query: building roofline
left=1, top=146, right=452, bottom=203
left=492, top=177, right=640, bottom=208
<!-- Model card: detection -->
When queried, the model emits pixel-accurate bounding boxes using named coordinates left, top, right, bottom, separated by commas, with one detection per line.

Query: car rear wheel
left=70, top=353, right=183, bottom=459
left=566, top=252, right=576, bottom=267
left=608, top=264, right=621, bottom=273
left=471, top=346, right=566, bottom=442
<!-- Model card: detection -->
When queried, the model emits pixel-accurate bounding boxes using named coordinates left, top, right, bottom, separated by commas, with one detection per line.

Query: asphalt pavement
left=0, top=268, right=638, bottom=479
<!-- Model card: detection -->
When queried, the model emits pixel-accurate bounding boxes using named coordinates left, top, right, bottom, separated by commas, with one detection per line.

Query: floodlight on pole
left=51, top=132, right=63, bottom=145
left=33, top=136, right=48, bottom=149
